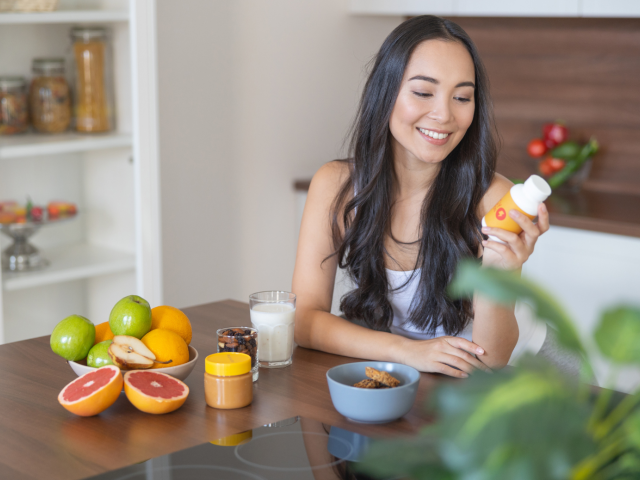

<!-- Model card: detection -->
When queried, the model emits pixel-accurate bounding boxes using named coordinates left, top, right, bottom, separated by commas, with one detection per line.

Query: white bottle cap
left=523, top=175, right=552, bottom=204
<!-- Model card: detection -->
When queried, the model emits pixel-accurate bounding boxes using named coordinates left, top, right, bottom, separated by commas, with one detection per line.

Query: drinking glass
left=249, top=291, right=296, bottom=368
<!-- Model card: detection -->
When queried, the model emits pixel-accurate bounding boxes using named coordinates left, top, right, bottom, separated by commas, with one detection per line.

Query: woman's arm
left=473, top=174, right=550, bottom=368
left=293, top=161, right=491, bottom=377
left=292, top=161, right=405, bottom=361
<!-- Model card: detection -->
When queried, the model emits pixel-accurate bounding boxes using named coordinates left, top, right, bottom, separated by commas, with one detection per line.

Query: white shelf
left=3, top=243, right=135, bottom=291
left=0, top=9, right=128, bottom=24
left=0, top=132, right=133, bottom=159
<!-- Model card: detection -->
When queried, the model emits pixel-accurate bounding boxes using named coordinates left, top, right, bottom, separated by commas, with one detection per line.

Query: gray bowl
left=326, top=361, right=420, bottom=424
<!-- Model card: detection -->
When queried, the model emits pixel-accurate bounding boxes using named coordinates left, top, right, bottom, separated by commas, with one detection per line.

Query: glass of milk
left=249, top=291, right=296, bottom=368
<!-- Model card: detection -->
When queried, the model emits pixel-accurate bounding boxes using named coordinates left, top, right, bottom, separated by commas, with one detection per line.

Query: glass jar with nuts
left=217, top=327, right=259, bottom=382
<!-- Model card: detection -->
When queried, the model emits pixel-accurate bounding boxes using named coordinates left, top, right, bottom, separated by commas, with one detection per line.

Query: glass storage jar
left=70, top=26, right=114, bottom=132
left=204, top=353, right=253, bottom=409
left=29, top=58, right=71, bottom=133
left=0, top=77, right=29, bottom=135
left=217, top=327, right=259, bottom=382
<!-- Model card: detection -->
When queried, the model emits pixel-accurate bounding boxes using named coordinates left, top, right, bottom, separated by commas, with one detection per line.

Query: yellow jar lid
left=210, top=430, right=253, bottom=446
left=205, top=352, right=251, bottom=376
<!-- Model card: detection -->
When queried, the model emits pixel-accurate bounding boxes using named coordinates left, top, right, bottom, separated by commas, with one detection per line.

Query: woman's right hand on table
left=398, top=336, right=493, bottom=378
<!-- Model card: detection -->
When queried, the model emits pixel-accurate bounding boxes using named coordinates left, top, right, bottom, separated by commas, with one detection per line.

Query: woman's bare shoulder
left=477, top=173, right=513, bottom=218
left=308, top=159, right=351, bottom=201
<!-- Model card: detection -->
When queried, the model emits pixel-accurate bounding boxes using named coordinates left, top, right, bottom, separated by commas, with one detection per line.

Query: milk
left=250, top=303, right=295, bottom=365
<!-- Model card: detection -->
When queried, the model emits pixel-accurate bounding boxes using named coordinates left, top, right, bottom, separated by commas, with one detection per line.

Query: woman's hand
left=481, top=203, right=550, bottom=271
left=399, top=336, right=493, bottom=378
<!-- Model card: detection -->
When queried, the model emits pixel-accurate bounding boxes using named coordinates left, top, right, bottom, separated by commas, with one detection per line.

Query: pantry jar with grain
left=70, top=27, right=114, bottom=133
left=0, top=77, right=29, bottom=135
left=29, top=58, right=71, bottom=133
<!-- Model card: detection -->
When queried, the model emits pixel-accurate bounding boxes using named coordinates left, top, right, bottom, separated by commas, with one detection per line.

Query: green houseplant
left=357, top=260, right=640, bottom=480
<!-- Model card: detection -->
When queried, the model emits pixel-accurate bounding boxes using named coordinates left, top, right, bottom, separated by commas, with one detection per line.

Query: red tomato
left=538, top=157, right=555, bottom=177
left=548, top=157, right=566, bottom=173
left=527, top=138, right=547, bottom=158
left=542, top=122, right=569, bottom=148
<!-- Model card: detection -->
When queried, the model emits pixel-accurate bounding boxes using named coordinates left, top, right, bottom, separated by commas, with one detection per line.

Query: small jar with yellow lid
left=205, top=352, right=253, bottom=409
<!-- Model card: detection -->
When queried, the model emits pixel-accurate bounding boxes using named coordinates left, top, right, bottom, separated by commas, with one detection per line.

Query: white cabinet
left=349, top=0, right=456, bottom=16
left=581, top=0, right=640, bottom=17
left=349, top=0, right=640, bottom=17
left=0, top=0, right=161, bottom=343
left=523, top=226, right=640, bottom=393
left=457, top=0, right=579, bottom=17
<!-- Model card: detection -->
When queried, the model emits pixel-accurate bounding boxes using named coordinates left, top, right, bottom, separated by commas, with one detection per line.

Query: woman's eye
left=412, top=91, right=432, bottom=98
left=455, top=97, right=472, bottom=103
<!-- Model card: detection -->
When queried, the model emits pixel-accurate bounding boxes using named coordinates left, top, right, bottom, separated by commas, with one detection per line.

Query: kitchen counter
left=0, top=300, right=439, bottom=480
left=294, top=180, right=640, bottom=238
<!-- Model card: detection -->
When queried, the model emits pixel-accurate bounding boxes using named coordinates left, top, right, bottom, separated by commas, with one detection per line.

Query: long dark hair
left=331, top=15, right=498, bottom=335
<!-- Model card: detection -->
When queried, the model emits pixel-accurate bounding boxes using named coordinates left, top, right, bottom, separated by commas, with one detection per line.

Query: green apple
left=87, top=340, right=114, bottom=368
left=109, top=295, right=152, bottom=339
left=50, top=315, right=95, bottom=361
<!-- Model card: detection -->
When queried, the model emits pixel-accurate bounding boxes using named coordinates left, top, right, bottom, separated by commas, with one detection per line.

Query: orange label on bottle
left=484, top=191, right=535, bottom=234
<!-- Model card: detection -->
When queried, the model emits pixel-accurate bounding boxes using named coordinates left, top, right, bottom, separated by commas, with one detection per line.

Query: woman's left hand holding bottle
left=480, top=203, right=550, bottom=271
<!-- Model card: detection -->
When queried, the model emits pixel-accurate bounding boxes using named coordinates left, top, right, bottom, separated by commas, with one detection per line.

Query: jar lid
left=0, top=76, right=26, bottom=90
left=205, top=353, right=251, bottom=376
left=71, top=26, right=108, bottom=41
left=32, top=58, right=65, bottom=74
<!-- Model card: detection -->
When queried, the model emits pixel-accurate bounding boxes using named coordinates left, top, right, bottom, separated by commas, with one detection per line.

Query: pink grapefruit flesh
left=124, top=370, right=189, bottom=414
left=58, top=365, right=123, bottom=416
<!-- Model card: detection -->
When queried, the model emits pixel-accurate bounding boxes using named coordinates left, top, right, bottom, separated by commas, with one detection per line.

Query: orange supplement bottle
left=482, top=175, right=551, bottom=243
left=204, top=352, right=253, bottom=409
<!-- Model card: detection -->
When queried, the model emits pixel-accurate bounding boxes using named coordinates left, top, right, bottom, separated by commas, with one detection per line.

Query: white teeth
left=419, top=128, right=449, bottom=140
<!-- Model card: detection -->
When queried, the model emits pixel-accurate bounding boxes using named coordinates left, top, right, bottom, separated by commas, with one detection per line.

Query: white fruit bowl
left=68, top=346, right=198, bottom=382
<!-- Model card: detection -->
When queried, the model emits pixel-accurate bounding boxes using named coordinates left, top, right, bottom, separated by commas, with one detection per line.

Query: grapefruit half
left=58, top=365, right=123, bottom=416
left=124, top=370, right=189, bottom=414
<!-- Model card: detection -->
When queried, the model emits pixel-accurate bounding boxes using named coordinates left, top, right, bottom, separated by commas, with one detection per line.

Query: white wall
left=156, top=0, right=400, bottom=307
left=156, top=1, right=240, bottom=307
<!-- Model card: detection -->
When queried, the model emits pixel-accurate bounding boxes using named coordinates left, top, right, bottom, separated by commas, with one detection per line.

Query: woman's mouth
left=417, top=127, right=451, bottom=145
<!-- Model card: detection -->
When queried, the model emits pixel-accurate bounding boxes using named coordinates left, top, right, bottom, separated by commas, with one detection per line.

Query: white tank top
left=386, top=268, right=474, bottom=341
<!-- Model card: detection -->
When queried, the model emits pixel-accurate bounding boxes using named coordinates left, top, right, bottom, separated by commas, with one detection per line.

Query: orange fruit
left=141, top=329, right=190, bottom=368
left=58, top=365, right=123, bottom=416
left=94, top=321, right=114, bottom=345
left=124, top=370, right=189, bottom=414
left=150, top=306, right=192, bottom=345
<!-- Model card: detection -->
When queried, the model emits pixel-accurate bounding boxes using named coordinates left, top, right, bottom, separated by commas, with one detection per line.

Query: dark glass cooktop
left=84, top=416, right=388, bottom=480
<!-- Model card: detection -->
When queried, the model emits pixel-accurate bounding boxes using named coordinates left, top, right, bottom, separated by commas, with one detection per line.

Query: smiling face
left=389, top=39, right=476, bottom=168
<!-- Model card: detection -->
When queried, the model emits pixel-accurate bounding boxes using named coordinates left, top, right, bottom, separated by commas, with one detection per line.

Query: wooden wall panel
left=452, top=17, right=640, bottom=195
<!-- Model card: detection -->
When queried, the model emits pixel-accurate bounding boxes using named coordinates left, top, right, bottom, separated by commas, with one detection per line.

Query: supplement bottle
left=482, top=175, right=551, bottom=243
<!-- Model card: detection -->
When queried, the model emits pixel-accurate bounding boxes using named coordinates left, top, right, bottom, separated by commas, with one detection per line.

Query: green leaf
left=594, top=306, right=640, bottom=364
left=458, top=371, right=566, bottom=440
left=432, top=362, right=596, bottom=479
left=449, top=260, right=586, bottom=356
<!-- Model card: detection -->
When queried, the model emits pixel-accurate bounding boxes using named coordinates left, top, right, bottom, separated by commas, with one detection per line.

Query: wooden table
left=0, top=300, right=441, bottom=480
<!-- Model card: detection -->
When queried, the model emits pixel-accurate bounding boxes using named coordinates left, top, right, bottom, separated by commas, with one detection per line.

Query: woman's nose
left=426, top=96, right=453, bottom=124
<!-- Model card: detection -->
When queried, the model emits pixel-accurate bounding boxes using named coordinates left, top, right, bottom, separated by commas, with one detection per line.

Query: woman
left=292, top=16, right=549, bottom=377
